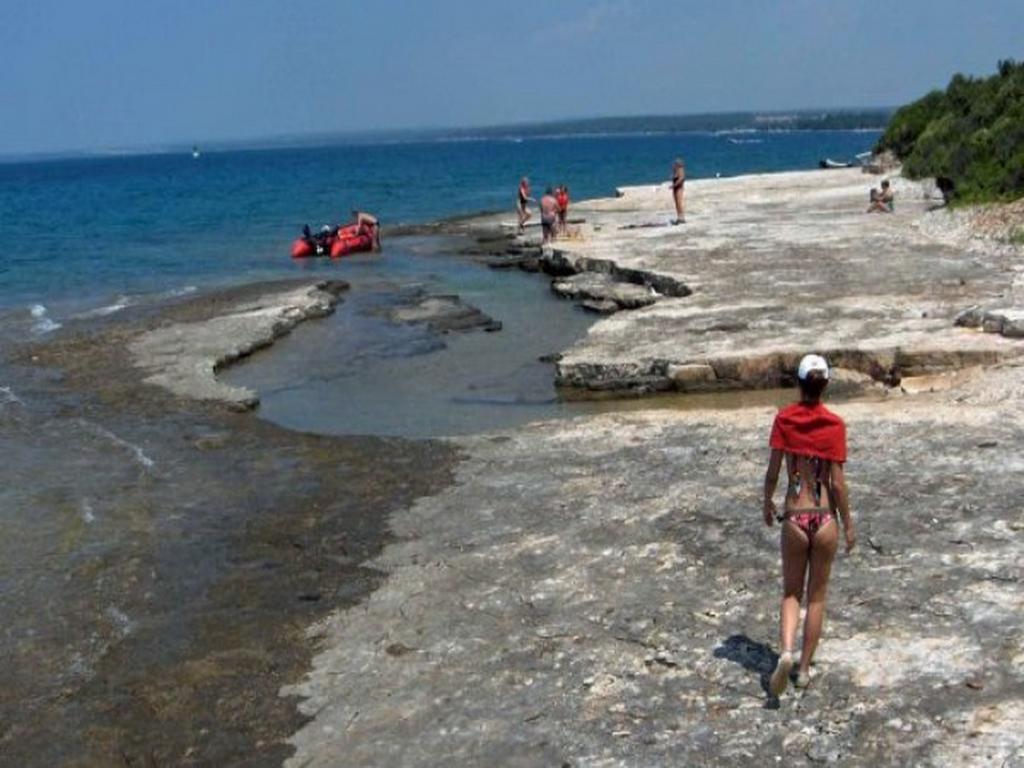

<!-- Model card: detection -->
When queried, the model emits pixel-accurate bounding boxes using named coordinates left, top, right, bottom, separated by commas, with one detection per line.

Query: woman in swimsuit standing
left=671, top=158, right=686, bottom=224
left=762, top=354, right=856, bottom=696
left=517, top=177, right=534, bottom=232
left=556, top=185, right=570, bottom=234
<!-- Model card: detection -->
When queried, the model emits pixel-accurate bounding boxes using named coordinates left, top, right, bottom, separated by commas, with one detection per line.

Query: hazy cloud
left=532, top=1, right=634, bottom=45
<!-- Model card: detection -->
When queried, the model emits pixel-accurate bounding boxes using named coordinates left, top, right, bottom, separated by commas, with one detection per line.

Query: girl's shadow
left=713, top=634, right=781, bottom=708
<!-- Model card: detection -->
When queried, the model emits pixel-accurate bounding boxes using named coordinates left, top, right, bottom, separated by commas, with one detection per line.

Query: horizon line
left=0, top=105, right=895, bottom=165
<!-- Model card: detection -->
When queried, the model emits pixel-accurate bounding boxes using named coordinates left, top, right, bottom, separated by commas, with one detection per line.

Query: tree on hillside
left=876, top=60, right=1024, bottom=204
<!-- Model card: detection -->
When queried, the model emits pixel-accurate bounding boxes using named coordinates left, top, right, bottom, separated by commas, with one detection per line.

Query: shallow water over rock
left=221, top=236, right=596, bottom=438
left=0, top=289, right=457, bottom=766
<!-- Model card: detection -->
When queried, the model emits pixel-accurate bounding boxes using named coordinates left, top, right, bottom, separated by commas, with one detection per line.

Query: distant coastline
left=0, top=108, right=892, bottom=165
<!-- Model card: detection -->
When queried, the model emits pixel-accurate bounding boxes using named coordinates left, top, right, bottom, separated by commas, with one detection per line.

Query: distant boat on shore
left=819, top=151, right=875, bottom=169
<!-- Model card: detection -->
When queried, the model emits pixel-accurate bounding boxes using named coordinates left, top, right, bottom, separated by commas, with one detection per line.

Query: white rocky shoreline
left=272, top=168, right=1024, bottom=766
left=60, top=166, right=1024, bottom=766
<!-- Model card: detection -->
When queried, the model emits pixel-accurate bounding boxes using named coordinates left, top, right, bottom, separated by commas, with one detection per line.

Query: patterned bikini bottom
left=786, top=509, right=834, bottom=538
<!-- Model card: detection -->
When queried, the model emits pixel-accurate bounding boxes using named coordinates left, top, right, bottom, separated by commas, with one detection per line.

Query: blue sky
left=2, top=0, right=1022, bottom=155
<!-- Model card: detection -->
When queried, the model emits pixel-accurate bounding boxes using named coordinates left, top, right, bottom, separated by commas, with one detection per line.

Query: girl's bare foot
left=770, top=651, right=793, bottom=696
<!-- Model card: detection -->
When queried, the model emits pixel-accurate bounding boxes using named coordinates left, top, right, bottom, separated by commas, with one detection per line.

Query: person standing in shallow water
left=671, top=158, right=686, bottom=224
left=762, top=355, right=856, bottom=696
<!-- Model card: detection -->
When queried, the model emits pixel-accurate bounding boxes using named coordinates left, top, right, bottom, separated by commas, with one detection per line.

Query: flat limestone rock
left=667, top=362, right=717, bottom=389
left=552, top=273, right=657, bottom=310
left=129, top=281, right=347, bottom=410
left=281, top=369, right=1024, bottom=767
left=956, top=306, right=1024, bottom=338
left=548, top=169, right=1024, bottom=393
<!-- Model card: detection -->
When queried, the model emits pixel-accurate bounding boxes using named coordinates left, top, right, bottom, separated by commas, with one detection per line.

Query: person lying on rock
left=867, top=179, right=894, bottom=213
left=762, top=354, right=856, bottom=696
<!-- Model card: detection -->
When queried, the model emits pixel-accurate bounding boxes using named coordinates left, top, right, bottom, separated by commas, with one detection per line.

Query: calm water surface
left=0, top=130, right=879, bottom=313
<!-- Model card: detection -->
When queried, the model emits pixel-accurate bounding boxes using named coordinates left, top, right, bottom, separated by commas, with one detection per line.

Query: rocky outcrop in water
left=129, top=280, right=348, bottom=410
left=386, top=293, right=502, bottom=334
left=551, top=273, right=658, bottom=313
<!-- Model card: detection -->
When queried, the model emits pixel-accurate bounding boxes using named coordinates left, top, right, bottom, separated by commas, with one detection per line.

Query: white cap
left=797, top=354, right=830, bottom=380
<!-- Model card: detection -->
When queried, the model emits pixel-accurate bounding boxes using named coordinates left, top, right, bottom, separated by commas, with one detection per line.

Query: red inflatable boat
left=290, top=223, right=375, bottom=259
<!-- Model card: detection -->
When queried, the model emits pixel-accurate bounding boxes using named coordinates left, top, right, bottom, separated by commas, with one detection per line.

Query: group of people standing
left=517, top=178, right=571, bottom=245
left=517, top=158, right=687, bottom=241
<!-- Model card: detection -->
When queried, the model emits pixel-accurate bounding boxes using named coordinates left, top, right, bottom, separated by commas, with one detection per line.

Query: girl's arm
left=763, top=449, right=783, bottom=526
left=830, top=462, right=855, bottom=552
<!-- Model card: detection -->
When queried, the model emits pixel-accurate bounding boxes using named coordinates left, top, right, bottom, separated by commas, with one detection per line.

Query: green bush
left=876, top=60, right=1024, bottom=204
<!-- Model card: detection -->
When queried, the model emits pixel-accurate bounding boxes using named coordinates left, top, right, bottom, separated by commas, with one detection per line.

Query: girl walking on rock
left=762, top=355, right=856, bottom=696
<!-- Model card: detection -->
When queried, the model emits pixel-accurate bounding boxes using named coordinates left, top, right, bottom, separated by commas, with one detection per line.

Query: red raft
left=290, top=224, right=375, bottom=259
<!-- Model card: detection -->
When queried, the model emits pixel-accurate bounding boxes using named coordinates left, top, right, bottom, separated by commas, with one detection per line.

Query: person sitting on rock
left=762, top=355, right=856, bottom=697
left=867, top=179, right=894, bottom=213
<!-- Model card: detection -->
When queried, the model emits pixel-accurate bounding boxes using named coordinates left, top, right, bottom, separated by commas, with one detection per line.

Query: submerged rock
left=581, top=299, right=621, bottom=314
left=387, top=294, right=502, bottom=334
left=129, top=280, right=348, bottom=410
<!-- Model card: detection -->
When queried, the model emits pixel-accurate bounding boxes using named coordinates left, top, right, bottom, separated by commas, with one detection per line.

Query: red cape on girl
left=769, top=402, right=847, bottom=463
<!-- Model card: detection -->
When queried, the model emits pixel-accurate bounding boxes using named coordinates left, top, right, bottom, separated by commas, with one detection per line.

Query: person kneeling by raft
left=351, top=210, right=382, bottom=251
left=762, top=354, right=856, bottom=697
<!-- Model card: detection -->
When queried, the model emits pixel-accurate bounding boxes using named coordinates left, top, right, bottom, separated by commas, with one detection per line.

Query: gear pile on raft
left=291, top=211, right=381, bottom=259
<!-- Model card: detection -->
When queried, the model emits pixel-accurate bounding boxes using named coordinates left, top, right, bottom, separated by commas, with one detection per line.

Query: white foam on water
left=80, top=296, right=132, bottom=318
left=66, top=650, right=94, bottom=680
left=104, top=606, right=135, bottom=638
left=76, top=419, right=156, bottom=469
left=34, top=318, right=62, bottom=333
left=80, top=499, right=97, bottom=524
left=163, top=285, right=197, bottom=298
left=0, top=386, right=22, bottom=406
left=28, top=304, right=62, bottom=334
left=75, top=285, right=198, bottom=320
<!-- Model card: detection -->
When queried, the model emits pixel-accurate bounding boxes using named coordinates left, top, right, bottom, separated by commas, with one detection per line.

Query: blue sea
left=0, top=130, right=879, bottom=322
